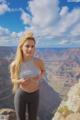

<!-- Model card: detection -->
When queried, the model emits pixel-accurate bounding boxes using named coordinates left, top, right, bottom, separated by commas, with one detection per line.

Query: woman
left=10, top=31, right=45, bottom=120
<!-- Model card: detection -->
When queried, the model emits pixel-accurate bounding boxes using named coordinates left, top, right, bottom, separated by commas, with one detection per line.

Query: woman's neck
left=23, top=56, right=33, bottom=62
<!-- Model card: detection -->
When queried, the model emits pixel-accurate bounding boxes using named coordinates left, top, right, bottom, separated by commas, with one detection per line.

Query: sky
left=0, top=0, right=80, bottom=48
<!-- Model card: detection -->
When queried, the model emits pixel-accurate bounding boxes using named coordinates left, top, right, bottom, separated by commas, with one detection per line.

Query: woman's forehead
left=24, top=40, right=35, bottom=45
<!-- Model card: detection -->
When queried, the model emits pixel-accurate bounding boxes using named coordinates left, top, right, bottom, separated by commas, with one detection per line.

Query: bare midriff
left=20, top=80, right=39, bottom=93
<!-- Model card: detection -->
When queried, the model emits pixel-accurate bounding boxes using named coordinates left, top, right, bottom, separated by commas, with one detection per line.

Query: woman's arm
left=11, top=78, right=23, bottom=85
left=10, top=61, right=25, bottom=85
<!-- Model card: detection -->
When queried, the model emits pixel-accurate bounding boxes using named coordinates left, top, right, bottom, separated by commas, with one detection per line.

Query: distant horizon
left=0, top=46, right=80, bottom=49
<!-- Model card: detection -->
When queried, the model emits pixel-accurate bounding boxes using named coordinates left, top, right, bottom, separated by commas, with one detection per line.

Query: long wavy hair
left=10, top=31, right=35, bottom=93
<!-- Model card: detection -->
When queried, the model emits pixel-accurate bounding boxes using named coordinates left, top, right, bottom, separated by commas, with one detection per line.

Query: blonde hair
left=10, top=31, right=35, bottom=93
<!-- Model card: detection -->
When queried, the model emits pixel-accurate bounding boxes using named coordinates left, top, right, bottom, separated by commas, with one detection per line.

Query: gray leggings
left=14, top=88, right=39, bottom=120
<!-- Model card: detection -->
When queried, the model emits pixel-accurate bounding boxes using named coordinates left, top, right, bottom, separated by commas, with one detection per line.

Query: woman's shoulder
left=34, top=57, right=43, bottom=62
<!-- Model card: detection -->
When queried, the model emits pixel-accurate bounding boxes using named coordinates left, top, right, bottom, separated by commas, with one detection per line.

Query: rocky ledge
left=0, top=108, right=16, bottom=120
left=0, top=108, right=40, bottom=120
left=52, top=80, right=80, bottom=120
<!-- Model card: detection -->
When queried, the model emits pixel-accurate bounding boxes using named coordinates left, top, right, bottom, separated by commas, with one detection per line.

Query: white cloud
left=25, top=0, right=80, bottom=37
left=68, top=0, right=80, bottom=2
left=0, top=3, right=10, bottom=14
left=60, top=6, right=69, bottom=16
left=0, top=0, right=80, bottom=47
left=13, top=0, right=80, bottom=46
left=20, top=9, right=32, bottom=25
left=59, top=39, right=70, bottom=45
left=54, top=8, right=80, bottom=35
left=0, top=1, right=22, bottom=15
left=10, top=8, right=21, bottom=12
left=0, top=26, right=22, bottom=46
left=0, top=26, right=10, bottom=35
left=28, top=0, right=60, bottom=28
left=0, top=0, right=6, bottom=3
left=70, top=23, right=80, bottom=35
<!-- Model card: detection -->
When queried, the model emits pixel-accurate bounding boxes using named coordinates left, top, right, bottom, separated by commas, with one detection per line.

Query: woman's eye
left=25, top=45, right=29, bottom=48
left=25, top=45, right=34, bottom=48
left=31, top=45, right=34, bottom=48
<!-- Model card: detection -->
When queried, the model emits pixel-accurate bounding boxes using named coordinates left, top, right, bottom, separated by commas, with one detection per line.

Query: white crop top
left=19, top=57, right=41, bottom=80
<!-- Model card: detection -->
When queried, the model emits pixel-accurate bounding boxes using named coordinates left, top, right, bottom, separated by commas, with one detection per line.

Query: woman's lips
left=26, top=52, right=32, bottom=54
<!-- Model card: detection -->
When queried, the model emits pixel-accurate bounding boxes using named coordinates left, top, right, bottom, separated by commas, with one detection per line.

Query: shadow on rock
left=38, top=80, right=62, bottom=120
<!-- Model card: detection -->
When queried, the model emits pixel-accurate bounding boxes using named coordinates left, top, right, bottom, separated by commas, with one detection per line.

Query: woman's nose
left=28, top=47, right=32, bottom=51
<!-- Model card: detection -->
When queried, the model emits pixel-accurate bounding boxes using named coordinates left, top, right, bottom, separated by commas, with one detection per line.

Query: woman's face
left=21, top=39, right=35, bottom=58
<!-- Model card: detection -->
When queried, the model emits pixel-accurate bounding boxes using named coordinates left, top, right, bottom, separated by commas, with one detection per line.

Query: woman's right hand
left=19, top=78, right=30, bottom=86
left=19, top=79, right=26, bottom=84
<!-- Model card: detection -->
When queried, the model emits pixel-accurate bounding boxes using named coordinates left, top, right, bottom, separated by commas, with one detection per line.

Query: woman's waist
left=20, top=84, right=39, bottom=93
left=20, top=80, right=39, bottom=88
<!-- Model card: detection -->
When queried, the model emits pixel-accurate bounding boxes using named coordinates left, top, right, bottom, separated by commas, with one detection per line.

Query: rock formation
left=0, top=108, right=16, bottom=120
left=52, top=80, right=80, bottom=120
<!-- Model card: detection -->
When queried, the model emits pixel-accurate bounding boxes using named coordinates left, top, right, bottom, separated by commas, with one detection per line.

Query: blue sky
left=0, top=0, right=80, bottom=47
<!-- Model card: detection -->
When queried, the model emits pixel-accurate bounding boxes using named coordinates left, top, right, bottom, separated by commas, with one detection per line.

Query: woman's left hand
left=21, top=79, right=31, bottom=86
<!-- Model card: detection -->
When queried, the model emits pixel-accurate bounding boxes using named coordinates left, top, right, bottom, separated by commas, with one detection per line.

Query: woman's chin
left=26, top=54, right=33, bottom=58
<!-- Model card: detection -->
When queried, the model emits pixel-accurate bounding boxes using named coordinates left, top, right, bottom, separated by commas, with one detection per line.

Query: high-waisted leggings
left=14, top=88, right=39, bottom=120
